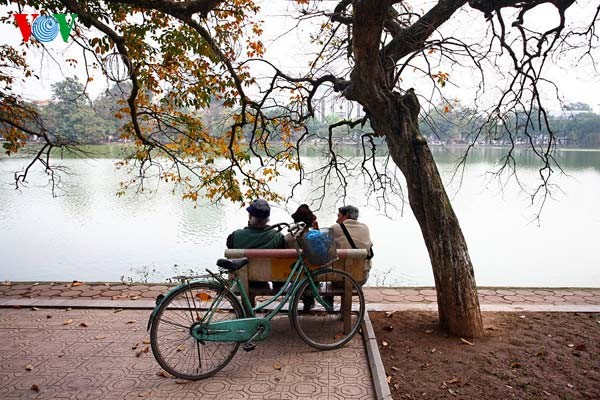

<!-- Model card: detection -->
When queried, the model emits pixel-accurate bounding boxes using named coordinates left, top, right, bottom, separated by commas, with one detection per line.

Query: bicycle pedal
left=242, top=342, right=256, bottom=352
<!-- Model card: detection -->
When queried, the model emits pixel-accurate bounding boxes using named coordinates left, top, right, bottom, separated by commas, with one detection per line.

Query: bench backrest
left=224, top=249, right=368, bottom=290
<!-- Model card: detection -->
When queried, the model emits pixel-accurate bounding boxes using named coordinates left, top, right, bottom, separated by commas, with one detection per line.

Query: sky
left=1, top=0, right=599, bottom=114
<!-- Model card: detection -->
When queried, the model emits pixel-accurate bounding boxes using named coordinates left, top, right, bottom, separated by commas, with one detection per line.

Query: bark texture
left=346, top=0, right=484, bottom=337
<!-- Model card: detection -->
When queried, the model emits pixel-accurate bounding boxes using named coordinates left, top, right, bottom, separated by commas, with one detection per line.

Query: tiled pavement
left=1, top=282, right=600, bottom=399
left=1, top=281, right=600, bottom=310
left=0, top=308, right=373, bottom=399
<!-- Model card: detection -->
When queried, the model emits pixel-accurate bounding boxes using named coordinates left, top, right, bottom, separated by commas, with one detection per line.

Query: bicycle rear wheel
left=150, top=282, right=243, bottom=380
left=290, top=268, right=365, bottom=350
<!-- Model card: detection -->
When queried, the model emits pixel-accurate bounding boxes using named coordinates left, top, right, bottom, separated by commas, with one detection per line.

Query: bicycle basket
left=300, top=228, right=337, bottom=266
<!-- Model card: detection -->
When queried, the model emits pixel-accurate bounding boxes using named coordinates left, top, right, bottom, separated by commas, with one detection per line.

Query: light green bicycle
left=147, top=222, right=366, bottom=380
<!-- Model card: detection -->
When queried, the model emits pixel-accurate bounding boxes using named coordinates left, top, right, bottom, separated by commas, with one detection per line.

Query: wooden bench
left=223, top=248, right=368, bottom=332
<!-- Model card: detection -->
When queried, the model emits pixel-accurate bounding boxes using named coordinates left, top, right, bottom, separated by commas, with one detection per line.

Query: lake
left=0, top=145, right=599, bottom=287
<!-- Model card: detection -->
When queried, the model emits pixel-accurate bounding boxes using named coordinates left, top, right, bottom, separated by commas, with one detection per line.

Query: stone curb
left=2, top=297, right=600, bottom=313
left=363, top=311, right=393, bottom=400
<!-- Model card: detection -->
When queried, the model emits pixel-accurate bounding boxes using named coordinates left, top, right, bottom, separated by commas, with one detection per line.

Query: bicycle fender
left=146, top=279, right=224, bottom=331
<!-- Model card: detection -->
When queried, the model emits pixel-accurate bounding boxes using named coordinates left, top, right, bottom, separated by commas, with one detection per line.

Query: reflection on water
left=0, top=147, right=599, bottom=287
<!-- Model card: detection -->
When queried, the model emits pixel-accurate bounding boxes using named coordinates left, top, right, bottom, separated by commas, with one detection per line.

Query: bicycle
left=147, top=222, right=366, bottom=380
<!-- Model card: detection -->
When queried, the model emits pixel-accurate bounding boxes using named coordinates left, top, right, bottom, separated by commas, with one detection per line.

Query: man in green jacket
left=226, top=199, right=285, bottom=305
left=226, top=199, right=285, bottom=249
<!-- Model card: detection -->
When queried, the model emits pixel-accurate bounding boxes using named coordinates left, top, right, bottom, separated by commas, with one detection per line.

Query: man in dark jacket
left=226, top=199, right=285, bottom=249
left=226, top=199, right=285, bottom=305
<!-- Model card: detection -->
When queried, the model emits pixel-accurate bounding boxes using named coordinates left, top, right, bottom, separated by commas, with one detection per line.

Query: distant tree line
left=4, top=78, right=599, bottom=148
left=420, top=104, right=600, bottom=148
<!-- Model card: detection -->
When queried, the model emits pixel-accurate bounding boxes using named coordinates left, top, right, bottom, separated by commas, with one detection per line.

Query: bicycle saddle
left=216, top=257, right=249, bottom=272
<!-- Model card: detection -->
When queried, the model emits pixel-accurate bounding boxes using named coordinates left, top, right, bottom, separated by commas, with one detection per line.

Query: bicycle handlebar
left=268, top=221, right=306, bottom=238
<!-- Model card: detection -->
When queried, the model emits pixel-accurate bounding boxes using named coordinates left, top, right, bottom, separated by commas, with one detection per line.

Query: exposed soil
left=370, top=311, right=600, bottom=400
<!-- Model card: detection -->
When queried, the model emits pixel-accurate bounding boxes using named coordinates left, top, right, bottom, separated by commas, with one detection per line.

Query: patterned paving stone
left=533, top=290, right=555, bottom=296
left=513, top=289, right=537, bottom=296
left=496, top=289, right=517, bottom=296
left=503, top=295, right=526, bottom=302
left=543, top=296, right=566, bottom=303
left=141, top=290, right=163, bottom=299
left=0, top=309, right=375, bottom=400
left=100, top=290, right=123, bottom=297
left=571, top=290, right=595, bottom=297
left=404, top=295, right=425, bottom=302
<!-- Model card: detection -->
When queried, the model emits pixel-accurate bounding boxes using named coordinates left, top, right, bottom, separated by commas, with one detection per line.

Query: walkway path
left=1, top=281, right=600, bottom=311
left=1, top=282, right=599, bottom=399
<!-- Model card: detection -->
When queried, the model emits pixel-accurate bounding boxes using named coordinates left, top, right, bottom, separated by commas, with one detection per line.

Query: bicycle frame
left=186, top=257, right=334, bottom=343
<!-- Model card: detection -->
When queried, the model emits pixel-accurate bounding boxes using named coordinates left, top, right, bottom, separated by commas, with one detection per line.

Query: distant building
left=314, top=95, right=364, bottom=122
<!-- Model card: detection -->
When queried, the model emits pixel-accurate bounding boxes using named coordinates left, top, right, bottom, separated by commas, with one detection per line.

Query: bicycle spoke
left=150, top=282, right=241, bottom=380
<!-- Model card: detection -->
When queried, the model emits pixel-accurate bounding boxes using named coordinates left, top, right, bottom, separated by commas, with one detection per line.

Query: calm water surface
left=0, top=147, right=598, bottom=287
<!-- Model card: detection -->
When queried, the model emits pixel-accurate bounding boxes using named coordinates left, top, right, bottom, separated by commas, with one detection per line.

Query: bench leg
left=342, top=279, right=352, bottom=334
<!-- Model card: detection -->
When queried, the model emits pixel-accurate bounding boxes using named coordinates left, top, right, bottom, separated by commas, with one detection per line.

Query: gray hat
left=246, top=199, right=271, bottom=218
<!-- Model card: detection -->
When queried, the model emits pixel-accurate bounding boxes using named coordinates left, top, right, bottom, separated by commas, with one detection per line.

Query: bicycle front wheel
left=150, top=282, right=243, bottom=380
left=290, top=268, right=365, bottom=350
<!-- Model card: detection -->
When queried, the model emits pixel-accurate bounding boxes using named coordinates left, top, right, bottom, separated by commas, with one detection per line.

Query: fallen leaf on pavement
left=385, top=311, right=395, bottom=318
left=113, top=309, right=123, bottom=313
left=25, top=364, right=33, bottom=371
left=460, top=338, right=474, bottom=346
left=132, top=343, right=139, bottom=350
left=130, top=296, right=139, bottom=300
left=273, top=363, right=282, bottom=370
left=138, top=392, right=151, bottom=397
left=386, top=375, right=392, bottom=384
left=567, top=344, right=575, bottom=348
left=63, top=319, right=73, bottom=325
left=79, top=322, right=88, bottom=328
left=431, top=348, right=437, bottom=353
left=156, top=371, right=171, bottom=378
left=135, top=346, right=149, bottom=358
left=31, top=307, right=39, bottom=311
left=446, top=378, right=461, bottom=384
left=95, top=335, right=106, bottom=340
left=510, top=362, right=522, bottom=369
left=176, top=344, right=185, bottom=352
left=382, top=341, right=388, bottom=347
left=30, top=384, right=40, bottom=392
left=175, top=380, right=188, bottom=385
left=127, top=320, right=137, bottom=324
left=46, top=315, right=52, bottom=319
left=391, top=366, right=400, bottom=371
left=71, top=281, right=83, bottom=287
left=143, top=339, right=151, bottom=344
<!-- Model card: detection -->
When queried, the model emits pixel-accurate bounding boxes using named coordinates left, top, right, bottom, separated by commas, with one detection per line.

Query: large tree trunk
left=390, top=91, right=483, bottom=337
left=346, top=0, right=484, bottom=338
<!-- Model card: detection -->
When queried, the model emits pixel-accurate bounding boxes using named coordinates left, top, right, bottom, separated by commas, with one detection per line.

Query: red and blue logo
left=14, top=13, right=78, bottom=43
